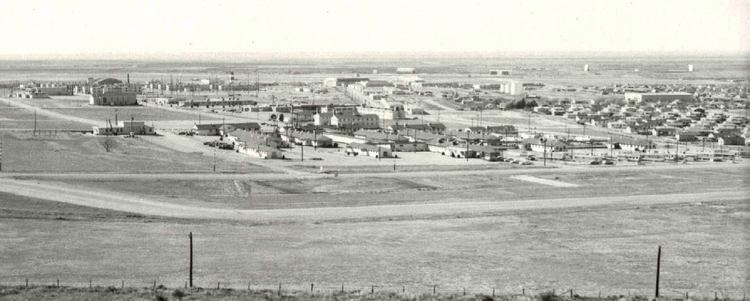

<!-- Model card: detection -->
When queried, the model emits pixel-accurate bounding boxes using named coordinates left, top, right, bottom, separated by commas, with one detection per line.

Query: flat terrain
left=0, top=57, right=747, bottom=300
left=1, top=132, right=272, bottom=173
left=11, top=164, right=747, bottom=210
left=0, top=193, right=747, bottom=298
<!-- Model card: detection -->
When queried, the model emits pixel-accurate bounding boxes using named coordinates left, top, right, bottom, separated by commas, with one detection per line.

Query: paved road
left=1, top=177, right=746, bottom=223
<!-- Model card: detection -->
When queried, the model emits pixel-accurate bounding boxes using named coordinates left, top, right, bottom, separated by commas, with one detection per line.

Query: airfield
left=0, top=57, right=748, bottom=299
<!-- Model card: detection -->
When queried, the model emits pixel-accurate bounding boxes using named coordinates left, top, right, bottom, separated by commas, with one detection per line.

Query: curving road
left=0, top=177, right=747, bottom=223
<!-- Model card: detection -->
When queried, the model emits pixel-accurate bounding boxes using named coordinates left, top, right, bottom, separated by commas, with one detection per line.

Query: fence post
left=217, top=281, right=220, bottom=290
left=570, top=289, right=573, bottom=299
left=89, top=279, right=92, bottom=289
left=25, top=279, right=28, bottom=289
left=311, top=283, right=314, bottom=293
left=153, top=280, right=156, bottom=290
left=371, top=285, right=374, bottom=294
left=492, top=288, right=495, bottom=297
left=463, top=288, right=466, bottom=296
left=434, top=285, right=437, bottom=294
left=278, top=283, right=281, bottom=296
left=121, top=280, right=124, bottom=289
left=56, top=279, right=59, bottom=288
left=523, top=288, right=525, bottom=295
left=341, top=283, right=344, bottom=293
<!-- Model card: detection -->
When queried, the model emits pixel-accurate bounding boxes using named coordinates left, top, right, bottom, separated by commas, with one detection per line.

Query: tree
left=525, top=99, right=538, bottom=108
left=101, top=137, right=117, bottom=152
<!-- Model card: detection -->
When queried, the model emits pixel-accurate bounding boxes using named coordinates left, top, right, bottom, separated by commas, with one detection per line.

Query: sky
left=0, top=0, right=748, bottom=59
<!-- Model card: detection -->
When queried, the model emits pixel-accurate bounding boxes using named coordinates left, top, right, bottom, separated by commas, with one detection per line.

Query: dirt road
left=0, top=177, right=746, bottom=223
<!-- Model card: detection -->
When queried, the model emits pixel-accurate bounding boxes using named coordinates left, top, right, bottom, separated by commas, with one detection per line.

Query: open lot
left=19, top=164, right=747, bottom=210
left=1, top=132, right=272, bottom=173
left=0, top=107, right=90, bottom=131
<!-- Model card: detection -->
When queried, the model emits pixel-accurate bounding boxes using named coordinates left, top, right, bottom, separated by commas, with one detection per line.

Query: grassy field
left=0, top=107, right=90, bottom=131
left=0, top=195, right=746, bottom=298
left=33, top=165, right=747, bottom=209
left=1, top=132, right=272, bottom=173
left=46, top=107, right=209, bottom=123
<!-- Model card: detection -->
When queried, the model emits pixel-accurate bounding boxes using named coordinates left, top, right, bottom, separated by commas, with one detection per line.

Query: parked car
left=526, top=155, right=537, bottom=161
left=521, top=160, right=533, bottom=165
left=589, top=160, right=601, bottom=165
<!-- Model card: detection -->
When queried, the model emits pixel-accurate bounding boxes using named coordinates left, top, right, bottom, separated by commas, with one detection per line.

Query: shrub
left=541, top=291, right=560, bottom=301
left=172, top=289, right=186, bottom=301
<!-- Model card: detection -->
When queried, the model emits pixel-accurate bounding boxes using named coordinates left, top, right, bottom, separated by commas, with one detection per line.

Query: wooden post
left=570, top=289, right=573, bottom=299
left=278, top=283, right=281, bottom=296
left=153, top=280, right=156, bottom=290
left=311, top=283, right=314, bottom=293
left=56, top=279, right=59, bottom=287
left=217, top=281, right=220, bottom=289
left=371, top=285, right=374, bottom=294
left=523, top=288, right=525, bottom=295
left=89, top=279, right=92, bottom=288
left=341, top=283, right=344, bottom=293
left=25, top=279, right=28, bottom=289
left=463, top=288, right=466, bottom=296
left=189, top=232, right=193, bottom=288
left=121, top=280, right=124, bottom=288
left=433, top=285, right=436, bottom=294
left=492, top=288, right=495, bottom=297
left=656, top=246, right=661, bottom=298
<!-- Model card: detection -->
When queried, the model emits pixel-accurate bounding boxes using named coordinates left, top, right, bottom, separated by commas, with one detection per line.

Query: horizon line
left=1, top=50, right=748, bottom=61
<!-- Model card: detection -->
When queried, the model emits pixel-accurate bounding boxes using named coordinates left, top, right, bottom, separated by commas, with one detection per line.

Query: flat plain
left=0, top=56, right=748, bottom=301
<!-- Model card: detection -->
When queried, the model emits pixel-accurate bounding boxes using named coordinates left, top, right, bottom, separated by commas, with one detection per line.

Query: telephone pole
left=189, top=232, right=193, bottom=288
left=655, top=246, right=662, bottom=299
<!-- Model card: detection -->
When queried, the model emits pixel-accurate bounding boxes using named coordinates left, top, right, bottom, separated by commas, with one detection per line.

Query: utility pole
left=189, top=232, right=193, bottom=288
left=33, top=110, right=37, bottom=135
left=655, top=246, right=661, bottom=299
left=466, top=131, right=470, bottom=162
left=541, top=137, right=547, bottom=166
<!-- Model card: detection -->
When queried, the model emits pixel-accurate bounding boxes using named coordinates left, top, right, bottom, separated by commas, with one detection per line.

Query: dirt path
left=0, top=177, right=746, bottom=223
left=1, top=160, right=747, bottom=180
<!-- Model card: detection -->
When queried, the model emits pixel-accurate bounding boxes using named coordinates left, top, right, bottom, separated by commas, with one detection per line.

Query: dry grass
left=0, top=199, right=747, bottom=299
left=1, top=132, right=271, bottom=173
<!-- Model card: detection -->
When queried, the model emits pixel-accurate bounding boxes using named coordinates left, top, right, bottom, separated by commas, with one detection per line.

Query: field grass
left=0, top=199, right=746, bottom=298
left=0, top=107, right=90, bottom=131
left=1, top=132, right=271, bottom=173
left=46, top=107, right=206, bottom=123
left=35, top=164, right=749, bottom=210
